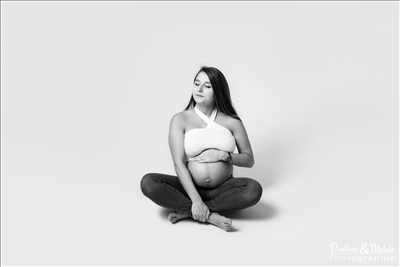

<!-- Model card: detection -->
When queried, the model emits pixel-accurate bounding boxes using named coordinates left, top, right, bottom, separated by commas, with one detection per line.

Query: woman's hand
left=188, top=149, right=226, bottom=163
left=191, top=200, right=210, bottom=222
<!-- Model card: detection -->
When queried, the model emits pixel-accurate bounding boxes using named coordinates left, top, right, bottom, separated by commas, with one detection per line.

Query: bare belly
left=187, top=160, right=233, bottom=188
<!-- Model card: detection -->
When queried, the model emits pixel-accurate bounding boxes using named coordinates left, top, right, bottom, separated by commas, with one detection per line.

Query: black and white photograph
left=1, top=0, right=398, bottom=265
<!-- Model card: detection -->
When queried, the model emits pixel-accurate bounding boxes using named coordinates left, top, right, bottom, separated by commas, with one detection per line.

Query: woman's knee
left=243, top=179, right=263, bottom=205
left=140, top=172, right=159, bottom=197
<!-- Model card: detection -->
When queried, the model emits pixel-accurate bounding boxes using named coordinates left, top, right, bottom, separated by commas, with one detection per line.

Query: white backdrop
left=1, top=1, right=398, bottom=265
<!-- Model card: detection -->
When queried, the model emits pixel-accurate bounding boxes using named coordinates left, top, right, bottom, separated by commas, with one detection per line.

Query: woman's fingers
left=191, top=204, right=210, bottom=222
left=201, top=208, right=208, bottom=222
left=193, top=211, right=204, bottom=222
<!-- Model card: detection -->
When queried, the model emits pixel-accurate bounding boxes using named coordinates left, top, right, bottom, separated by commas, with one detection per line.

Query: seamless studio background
left=1, top=1, right=398, bottom=265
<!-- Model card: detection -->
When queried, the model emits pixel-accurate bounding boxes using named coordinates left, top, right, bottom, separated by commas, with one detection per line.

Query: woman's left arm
left=227, top=118, right=255, bottom=168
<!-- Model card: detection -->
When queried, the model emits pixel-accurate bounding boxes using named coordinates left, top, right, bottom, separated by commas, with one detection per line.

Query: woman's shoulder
left=218, top=111, right=240, bottom=123
left=218, top=111, right=242, bottom=131
left=170, top=109, right=192, bottom=124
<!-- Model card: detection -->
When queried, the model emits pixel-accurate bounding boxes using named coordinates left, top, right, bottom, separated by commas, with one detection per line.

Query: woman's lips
left=196, top=94, right=204, bottom=97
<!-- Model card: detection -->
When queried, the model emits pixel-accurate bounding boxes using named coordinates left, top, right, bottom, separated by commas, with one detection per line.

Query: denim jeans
left=140, top=172, right=263, bottom=215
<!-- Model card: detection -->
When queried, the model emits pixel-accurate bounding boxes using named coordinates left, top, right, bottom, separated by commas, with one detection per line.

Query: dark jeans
left=140, top=172, right=263, bottom=215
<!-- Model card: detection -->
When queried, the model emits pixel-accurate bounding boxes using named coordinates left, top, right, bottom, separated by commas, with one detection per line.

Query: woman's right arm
left=168, top=113, right=203, bottom=203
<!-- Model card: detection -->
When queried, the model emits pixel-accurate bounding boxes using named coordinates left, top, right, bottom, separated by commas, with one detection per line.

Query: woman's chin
left=187, top=160, right=233, bottom=188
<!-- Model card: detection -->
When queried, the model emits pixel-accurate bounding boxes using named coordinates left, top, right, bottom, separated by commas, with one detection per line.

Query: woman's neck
left=195, top=103, right=215, bottom=117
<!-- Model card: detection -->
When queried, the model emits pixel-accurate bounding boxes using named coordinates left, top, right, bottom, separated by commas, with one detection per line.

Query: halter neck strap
left=194, top=105, right=217, bottom=124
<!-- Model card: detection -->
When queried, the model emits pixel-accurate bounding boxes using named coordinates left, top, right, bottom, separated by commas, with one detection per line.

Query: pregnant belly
left=187, top=160, right=233, bottom=188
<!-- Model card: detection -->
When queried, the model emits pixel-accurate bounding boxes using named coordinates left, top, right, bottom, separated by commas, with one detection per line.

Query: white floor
left=3, top=122, right=397, bottom=265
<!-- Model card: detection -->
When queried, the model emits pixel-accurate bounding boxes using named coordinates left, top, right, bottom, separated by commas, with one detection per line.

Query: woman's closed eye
left=194, top=82, right=211, bottom=88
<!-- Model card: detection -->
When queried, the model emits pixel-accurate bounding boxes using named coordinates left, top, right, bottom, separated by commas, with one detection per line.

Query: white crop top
left=184, top=105, right=236, bottom=159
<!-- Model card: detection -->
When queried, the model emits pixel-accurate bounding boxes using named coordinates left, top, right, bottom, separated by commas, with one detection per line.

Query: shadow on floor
left=219, top=201, right=278, bottom=220
left=158, top=200, right=277, bottom=221
left=159, top=208, right=172, bottom=219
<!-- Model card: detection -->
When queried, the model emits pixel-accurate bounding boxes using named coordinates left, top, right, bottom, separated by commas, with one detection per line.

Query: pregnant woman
left=140, top=66, right=263, bottom=231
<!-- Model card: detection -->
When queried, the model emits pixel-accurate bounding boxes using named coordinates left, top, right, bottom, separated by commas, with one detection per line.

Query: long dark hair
left=184, top=66, right=241, bottom=121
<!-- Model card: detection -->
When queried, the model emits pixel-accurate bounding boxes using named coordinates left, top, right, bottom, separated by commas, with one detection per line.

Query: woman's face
left=192, top=71, right=214, bottom=105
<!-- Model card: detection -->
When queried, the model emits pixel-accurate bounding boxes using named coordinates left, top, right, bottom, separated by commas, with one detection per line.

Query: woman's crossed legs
left=140, top=172, right=263, bottom=231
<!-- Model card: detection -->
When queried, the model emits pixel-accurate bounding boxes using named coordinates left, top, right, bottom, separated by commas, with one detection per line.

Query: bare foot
left=207, top=212, right=236, bottom=232
left=167, top=210, right=191, bottom=224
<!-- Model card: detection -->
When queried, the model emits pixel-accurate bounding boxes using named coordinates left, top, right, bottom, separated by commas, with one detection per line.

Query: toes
left=226, top=224, right=237, bottom=232
left=223, top=222, right=232, bottom=228
left=168, top=213, right=179, bottom=223
left=224, top=225, right=235, bottom=231
left=168, top=212, right=190, bottom=224
left=221, top=221, right=236, bottom=232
